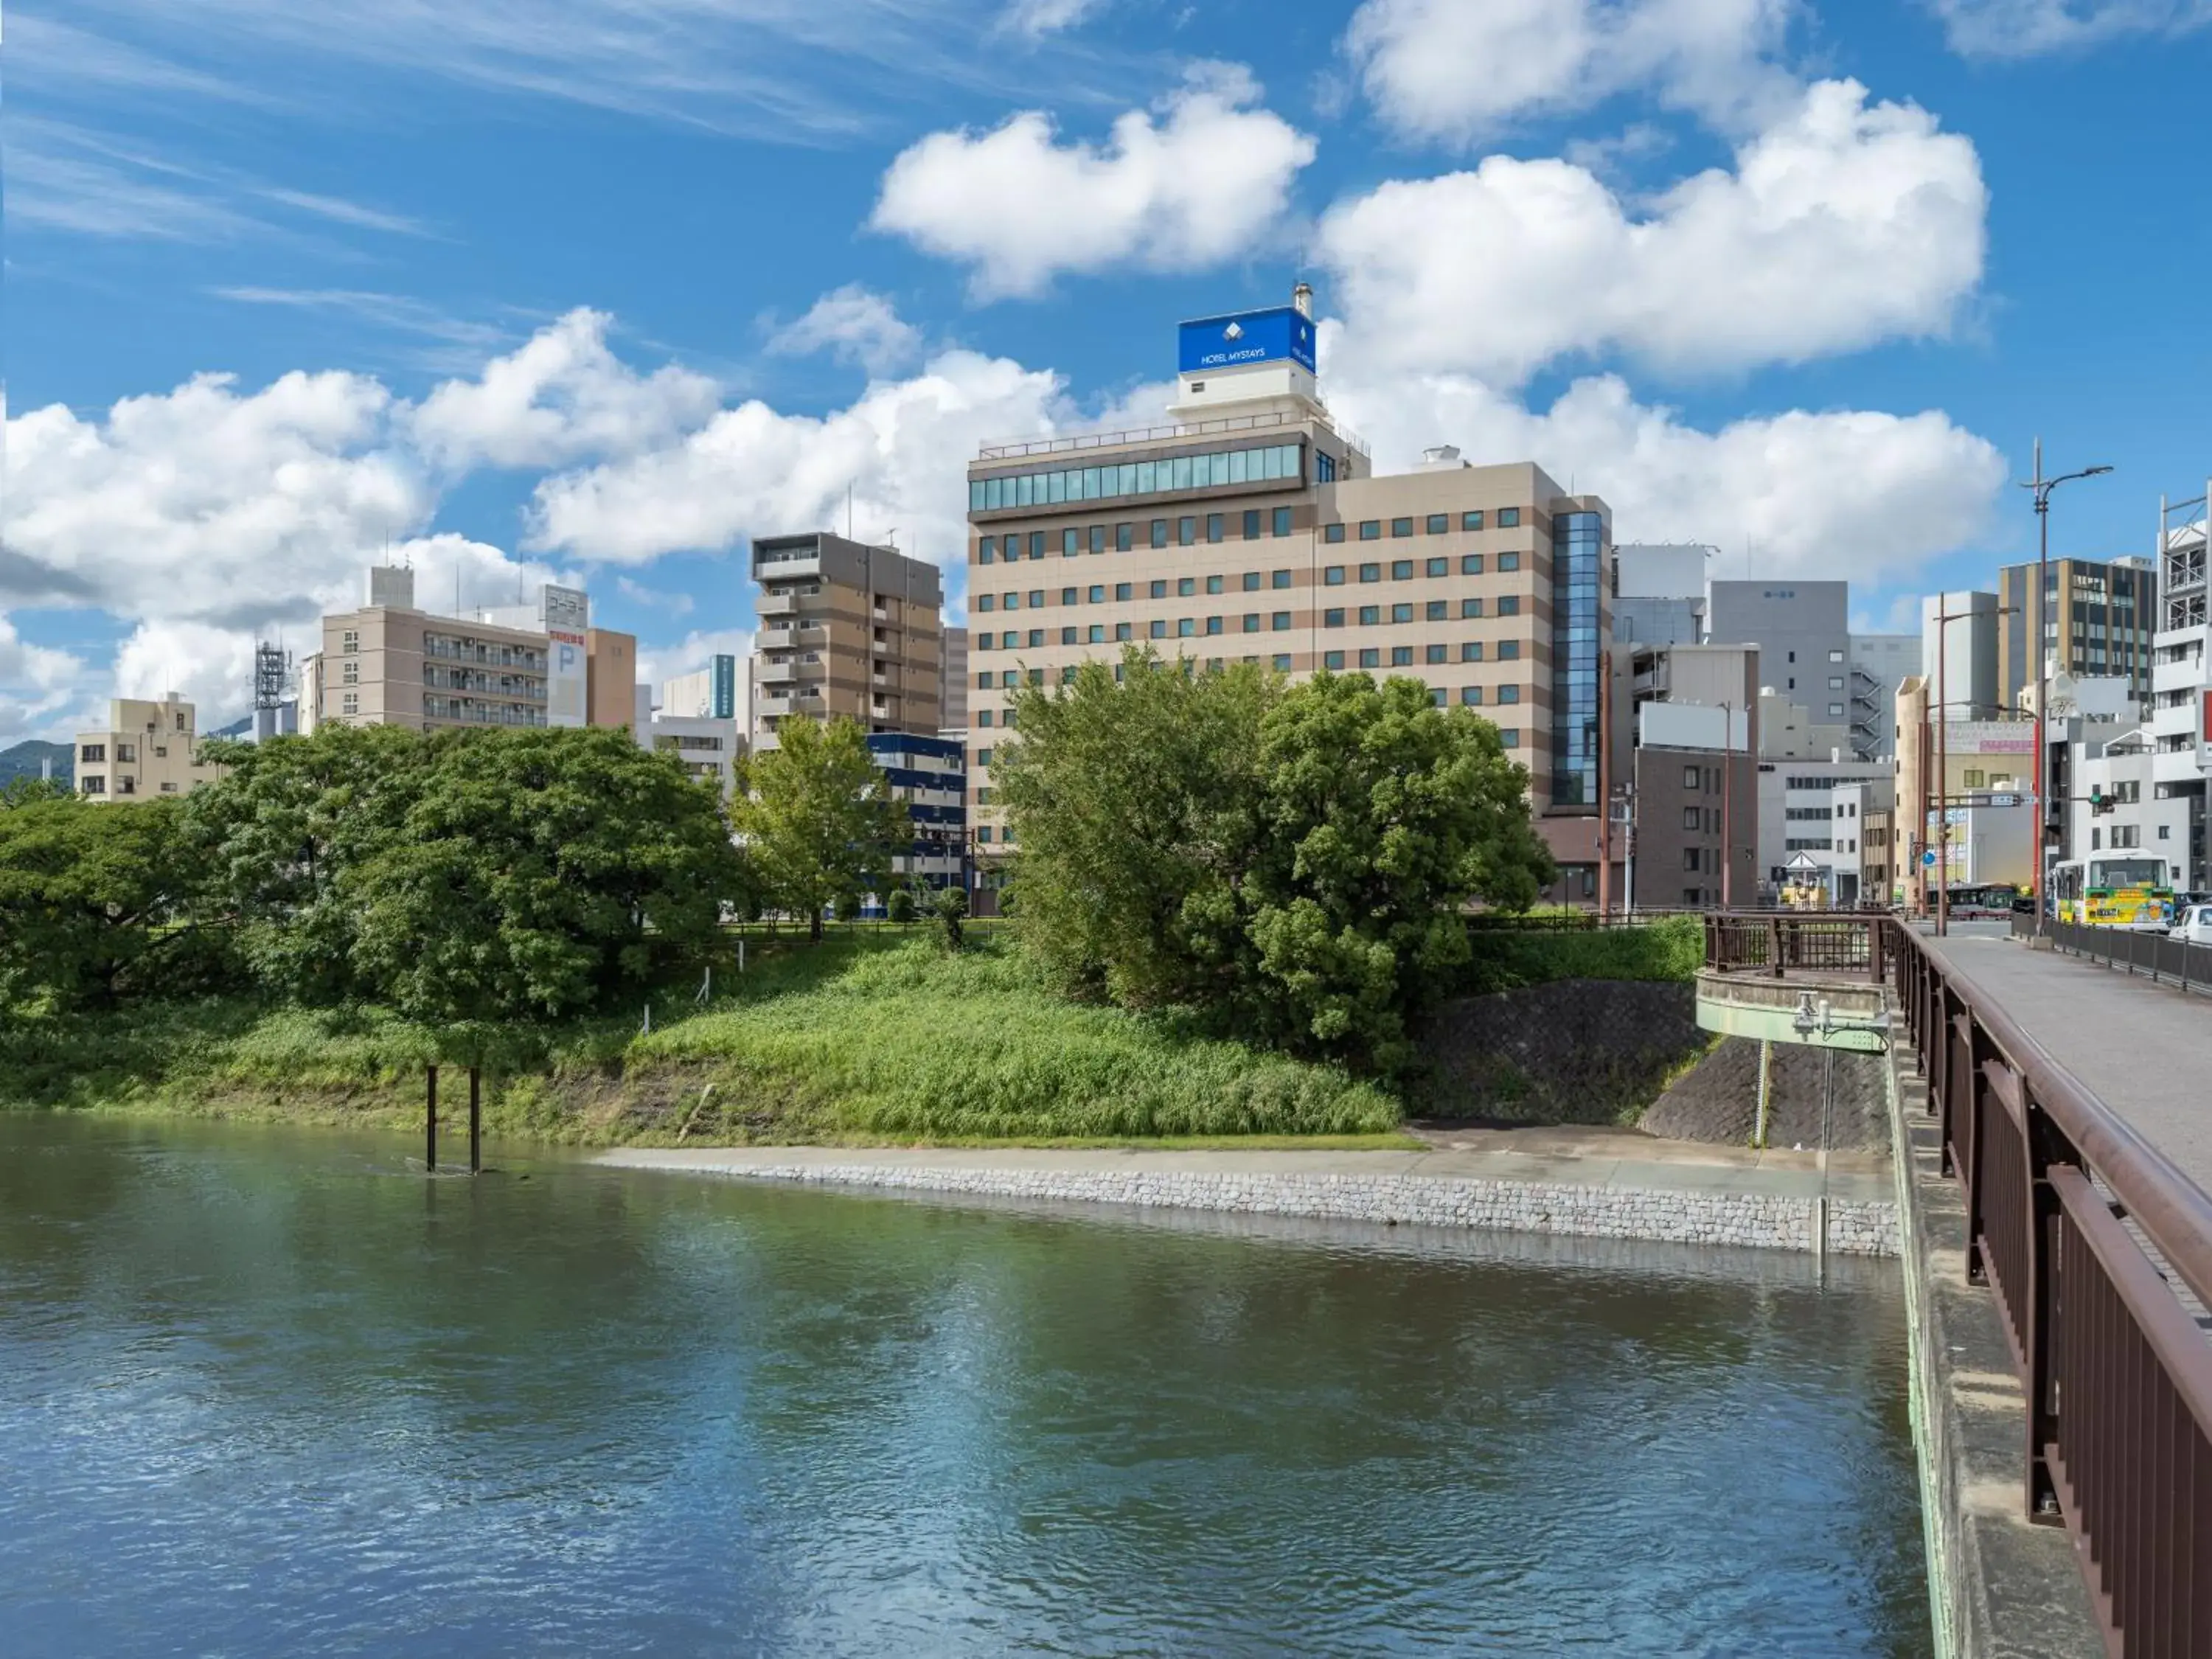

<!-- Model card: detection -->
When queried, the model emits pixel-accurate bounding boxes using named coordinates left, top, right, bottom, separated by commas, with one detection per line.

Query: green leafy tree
left=345, top=726, right=751, bottom=1023
left=1238, top=672, right=1553, bottom=1071
left=0, top=796, right=220, bottom=1009
left=735, top=717, right=907, bottom=942
left=995, top=649, right=1271, bottom=1006
left=928, top=884, right=967, bottom=952
left=886, top=888, right=918, bottom=925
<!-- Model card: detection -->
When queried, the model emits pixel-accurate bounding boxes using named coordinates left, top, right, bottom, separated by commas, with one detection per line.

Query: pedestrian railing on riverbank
left=1887, top=920, right=2212, bottom=1658
left=2011, top=911, right=2212, bottom=998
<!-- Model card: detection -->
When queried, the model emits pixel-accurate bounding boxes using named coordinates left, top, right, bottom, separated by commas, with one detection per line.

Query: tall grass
left=1457, top=915, right=1702, bottom=995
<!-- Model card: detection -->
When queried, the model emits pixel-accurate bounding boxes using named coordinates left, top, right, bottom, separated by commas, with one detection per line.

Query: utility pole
left=1596, top=655, right=1612, bottom=921
left=1719, top=700, right=1736, bottom=910
left=2020, top=442, right=2113, bottom=939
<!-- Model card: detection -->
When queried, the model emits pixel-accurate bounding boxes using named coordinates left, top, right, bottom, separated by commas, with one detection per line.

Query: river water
left=1, top=1115, right=1930, bottom=1656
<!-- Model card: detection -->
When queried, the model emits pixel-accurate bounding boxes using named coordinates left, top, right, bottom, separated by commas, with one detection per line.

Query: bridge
left=1700, top=913, right=2211, bottom=1658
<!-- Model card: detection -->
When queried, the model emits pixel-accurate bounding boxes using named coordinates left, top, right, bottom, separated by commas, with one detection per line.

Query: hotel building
left=961, top=285, right=1611, bottom=875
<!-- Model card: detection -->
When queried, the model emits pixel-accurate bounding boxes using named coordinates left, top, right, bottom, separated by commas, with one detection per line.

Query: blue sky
left=6, top=0, right=2211, bottom=739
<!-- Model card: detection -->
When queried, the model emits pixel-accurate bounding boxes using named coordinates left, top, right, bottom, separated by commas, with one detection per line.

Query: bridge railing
left=1702, top=911, right=1888, bottom=981
left=1888, top=921, right=2212, bottom=1658
left=2014, top=911, right=2212, bottom=998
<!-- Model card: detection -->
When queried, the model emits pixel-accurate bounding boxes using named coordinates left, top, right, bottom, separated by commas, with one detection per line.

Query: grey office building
left=1706, top=579, right=1852, bottom=731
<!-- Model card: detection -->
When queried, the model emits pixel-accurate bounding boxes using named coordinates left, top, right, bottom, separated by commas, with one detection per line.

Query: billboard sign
left=1177, top=306, right=1316, bottom=376
left=542, top=584, right=588, bottom=633
left=712, top=654, right=738, bottom=720
left=548, top=629, right=588, bottom=727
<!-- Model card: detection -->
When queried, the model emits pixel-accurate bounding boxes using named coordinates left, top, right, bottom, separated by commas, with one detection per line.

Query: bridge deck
left=1919, top=927, right=2211, bottom=1190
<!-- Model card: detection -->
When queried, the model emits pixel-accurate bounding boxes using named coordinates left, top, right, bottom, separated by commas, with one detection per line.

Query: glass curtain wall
left=1551, top=512, right=1604, bottom=806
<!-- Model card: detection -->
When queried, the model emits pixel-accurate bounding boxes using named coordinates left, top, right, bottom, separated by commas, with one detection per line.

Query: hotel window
left=1061, top=627, right=1078, bottom=645
left=1426, top=557, right=1448, bottom=577
left=1178, top=577, right=1196, bottom=597
left=1391, top=603, right=1413, bottom=624
left=1206, top=574, right=1224, bottom=594
left=1498, top=685, right=1521, bottom=704
left=1461, top=554, right=1484, bottom=577
left=341, top=692, right=359, bottom=715
left=1426, top=601, right=1447, bottom=621
left=1029, top=532, right=1046, bottom=559
left=341, top=629, right=360, bottom=655
left=1359, top=648, right=1381, bottom=669
left=1461, top=598, right=1483, bottom=619
left=1001, top=670, right=1020, bottom=688
left=1498, top=508, right=1521, bottom=527
left=1150, top=580, right=1168, bottom=599
left=1273, top=507, right=1293, bottom=537
left=1426, top=514, right=1449, bottom=535
left=1262, top=569, right=1286, bottom=591
left=1028, top=630, right=1043, bottom=648
left=1206, top=616, right=1224, bottom=636
left=1430, top=689, right=1447, bottom=707
left=1498, top=595, right=1520, bottom=616
left=1359, top=563, right=1380, bottom=582
left=1461, top=686, right=1483, bottom=705
left=1498, top=551, right=1520, bottom=571
left=1324, top=608, right=1345, bottom=627
left=1498, top=640, right=1520, bottom=661
left=1324, top=566, right=1346, bottom=585
left=1115, top=622, right=1133, bottom=641
left=1325, top=523, right=1347, bottom=543
left=977, top=826, right=993, bottom=842
left=1272, top=612, right=1292, bottom=631
left=1391, top=518, right=1414, bottom=538
left=1062, top=529, right=1079, bottom=555
left=1324, top=650, right=1346, bottom=670
left=1499, top=729, right=1519, bottom=748
left=1061, top=588, right=1078, bottom=605
left=1391, top=646, right=1413, bottom=666
left=977, top=594, right=998, bottom=612
left=1029, top=590, right=1045, bottom=608
left=1001, top=630, right=1018, bottom=648
left=1088, top=585, right=1105, bottom=603
left=978, top=538, right=995, bottom=563
left=1359, top=605, right=1380, bottom=625
left=1391, top=560, right=1413, bottom=580
left=1089, top=525, right=1105, bottom=554
left=1272, top=655, right=1292, bottom=671
left=1116, top=582, right=1133, bottom=601
left=978, top=711, right=993, bottom=728
left=977, top=671, right=994, bottom=690
left=1151, top=520, right=1169, bottom=549
left=1462, top=642, right=1484, bottom=661
left=1242, top=571, right=1262, bottom=591
left=1001, top=591, right=1018, bottom=610
left=1244, top=613, right=1262, bottom=633
left=1178, top=619, right=1196, bottom=638
left=1150, top=620, right=1167, bottom=639
left=1178, top=517, right=1197, bottom=546
left=1206, top=515, right=1224, bottom=543
left=1358, top=521, right=1381, bottom=540
left=1461, top=510, right=1484, bottom=531
left=1242, top=509, right=1262, bottom=539
left=1116, top=522, right=1133, bottom=552
left=342, top=661, right=360, bottom=684
left=1425, top=644, right=1447, bottom=664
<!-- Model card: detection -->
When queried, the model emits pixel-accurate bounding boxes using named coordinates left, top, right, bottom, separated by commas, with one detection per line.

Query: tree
left=0, top=796, right=219, bottom=1009
left=344, top=726, right=751, bottom=1023
left=928, top=885, right=967, bottom=952
left=1238, top=672, right=1553, bottom=1071
left=886, top=888, right=918, bottom=925
left=734, top=717, right=907, bottom=942
left=995, top=649, right=1271, bottom=1006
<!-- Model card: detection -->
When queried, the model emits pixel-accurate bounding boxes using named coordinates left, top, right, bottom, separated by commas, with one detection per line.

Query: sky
left=5, top=0, right=2211, bottom=742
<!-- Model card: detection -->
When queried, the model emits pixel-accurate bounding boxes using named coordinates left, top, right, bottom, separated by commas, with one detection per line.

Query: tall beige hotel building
left=963, top=283, right=1612, bottom=881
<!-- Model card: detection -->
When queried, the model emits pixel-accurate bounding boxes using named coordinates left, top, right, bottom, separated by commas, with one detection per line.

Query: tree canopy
left=734, top=716, right=908, bottom=942
left=996, top=652, right=1553, bottom=1071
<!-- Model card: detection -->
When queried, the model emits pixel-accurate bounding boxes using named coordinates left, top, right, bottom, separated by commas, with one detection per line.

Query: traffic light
left=2088, top=785, right=2109, bottom=815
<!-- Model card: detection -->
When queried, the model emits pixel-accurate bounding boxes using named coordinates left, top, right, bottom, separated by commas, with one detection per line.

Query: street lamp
left=2020, top=442, right=2113, bottom=939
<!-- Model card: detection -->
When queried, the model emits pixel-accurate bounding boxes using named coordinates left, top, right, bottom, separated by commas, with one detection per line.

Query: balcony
left=758, top=591, right=799, bottom=617
left=757, top=693, right=799, bottom=718
left=754, top=553, right=820, bottom=581
left=758, top=658, right=797, bottom=684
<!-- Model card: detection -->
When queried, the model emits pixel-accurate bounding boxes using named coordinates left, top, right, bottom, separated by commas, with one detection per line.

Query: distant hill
left=0, top=740, right=73, bottom=787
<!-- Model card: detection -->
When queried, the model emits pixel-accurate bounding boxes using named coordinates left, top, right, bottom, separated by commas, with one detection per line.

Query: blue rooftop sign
left=1178, top=306, right=1315, bottom=376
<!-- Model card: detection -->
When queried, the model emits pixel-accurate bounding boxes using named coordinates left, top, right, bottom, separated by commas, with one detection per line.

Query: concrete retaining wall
left=633, top=1157, right=1899, bottom=1257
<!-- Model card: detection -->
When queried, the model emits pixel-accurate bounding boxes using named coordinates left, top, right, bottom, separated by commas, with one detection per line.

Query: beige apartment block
left=74, top=695, right=223, bottom=800
left=961, top=302, right=1610, bottom=858
left=303, top=566, right=636, bottom=735
left=751, top=533, right=945, bottom=749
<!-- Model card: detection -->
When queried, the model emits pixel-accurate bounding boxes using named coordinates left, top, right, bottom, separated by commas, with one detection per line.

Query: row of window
left=422, top=696, right=552, bottom=726
left=970, top=443, right=1304, bottom=512
left=971, top=690, right=1525, bottom=737
left=978, top=633, right=1527, bottom=680
left=78, top=776, right=176, bottom=795
left=1324, top=508, right=1520, bottom=543
left=422, top=633, right=548, bottom=671
left=979, top=571, right=1523, bottom=614
left=422, top=667, right=548, bottom=699
left=980, top=508, right=1297, bottom=561
left=979, top=619, right=1526, bottom=653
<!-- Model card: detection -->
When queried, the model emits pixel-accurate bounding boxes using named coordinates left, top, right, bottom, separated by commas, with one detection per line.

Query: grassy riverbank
left=0, top=933, right=1409, bottom=1145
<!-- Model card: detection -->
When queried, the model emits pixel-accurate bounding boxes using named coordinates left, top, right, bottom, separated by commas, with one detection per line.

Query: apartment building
left=1623, top=654, right=1757, bottom=907
left=750, top=533, right=944, bottom=751
left=1997, top=555, right=2156, bottom=712
left=866, top=732, right=967, bottom=894
left=642, top=714, right=742, bottom=794
left=73, top=695, right=223, bottom=800
left=939, top=627, right=970, bottom=732
left=963, top=287, right=1610, bottom=870
left=302, top=566, right=639, bottom=735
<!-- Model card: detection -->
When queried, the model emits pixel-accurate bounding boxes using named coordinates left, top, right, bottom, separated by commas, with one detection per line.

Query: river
left=0, top=1114, right=1930, bottom=1655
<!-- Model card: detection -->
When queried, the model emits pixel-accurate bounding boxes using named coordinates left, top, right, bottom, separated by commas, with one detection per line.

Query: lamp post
left=2020, top=442, right=2113, bottom=938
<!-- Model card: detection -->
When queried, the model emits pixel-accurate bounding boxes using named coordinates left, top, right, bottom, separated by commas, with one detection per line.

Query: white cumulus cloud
left=408, top=307, right=723, bottom=472
left=0, top=614, right=87, bottom=745
left=1345, top=0, right=1797, bottom=142
left=870, top=63, right=1317, bottom=299
left=526, top=347, right=1065, bottom=568
left=767, top=285, right=923, bottom=375
left=1318, top=79, right=1985, bottom=387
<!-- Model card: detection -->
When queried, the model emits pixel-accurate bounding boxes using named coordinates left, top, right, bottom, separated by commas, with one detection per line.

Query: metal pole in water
left=1815, top=1044, right=1834, bottom=1281
left=1753, top=1040, right=1771, bottom=1150
left=425, top=1065, right=439, bottom=1172
left=469, top=1067, right=481, bottom=1175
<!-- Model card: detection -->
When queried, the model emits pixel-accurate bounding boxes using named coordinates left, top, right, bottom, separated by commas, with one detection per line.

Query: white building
left=1923, top=591, right=2003, bottom=720
left=1756, top=754, right=1891, bottom=897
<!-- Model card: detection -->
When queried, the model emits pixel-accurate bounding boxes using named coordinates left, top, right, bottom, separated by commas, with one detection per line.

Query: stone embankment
left=599, top=1140, right=1899, bottom=1257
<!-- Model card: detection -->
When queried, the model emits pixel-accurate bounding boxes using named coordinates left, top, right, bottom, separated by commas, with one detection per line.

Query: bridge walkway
left=1916, top=925, right=2211, bottom=1191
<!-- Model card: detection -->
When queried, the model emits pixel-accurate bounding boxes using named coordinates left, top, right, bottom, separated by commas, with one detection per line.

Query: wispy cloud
left=254, top=188, right=434, bottom=237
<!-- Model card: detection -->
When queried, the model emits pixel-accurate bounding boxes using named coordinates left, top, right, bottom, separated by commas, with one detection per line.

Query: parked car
left=2170, top=903, right=2212, bottom=946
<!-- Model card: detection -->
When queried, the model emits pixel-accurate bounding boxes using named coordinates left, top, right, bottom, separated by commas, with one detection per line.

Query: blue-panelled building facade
left=864, top=732, right=968, bottom=897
